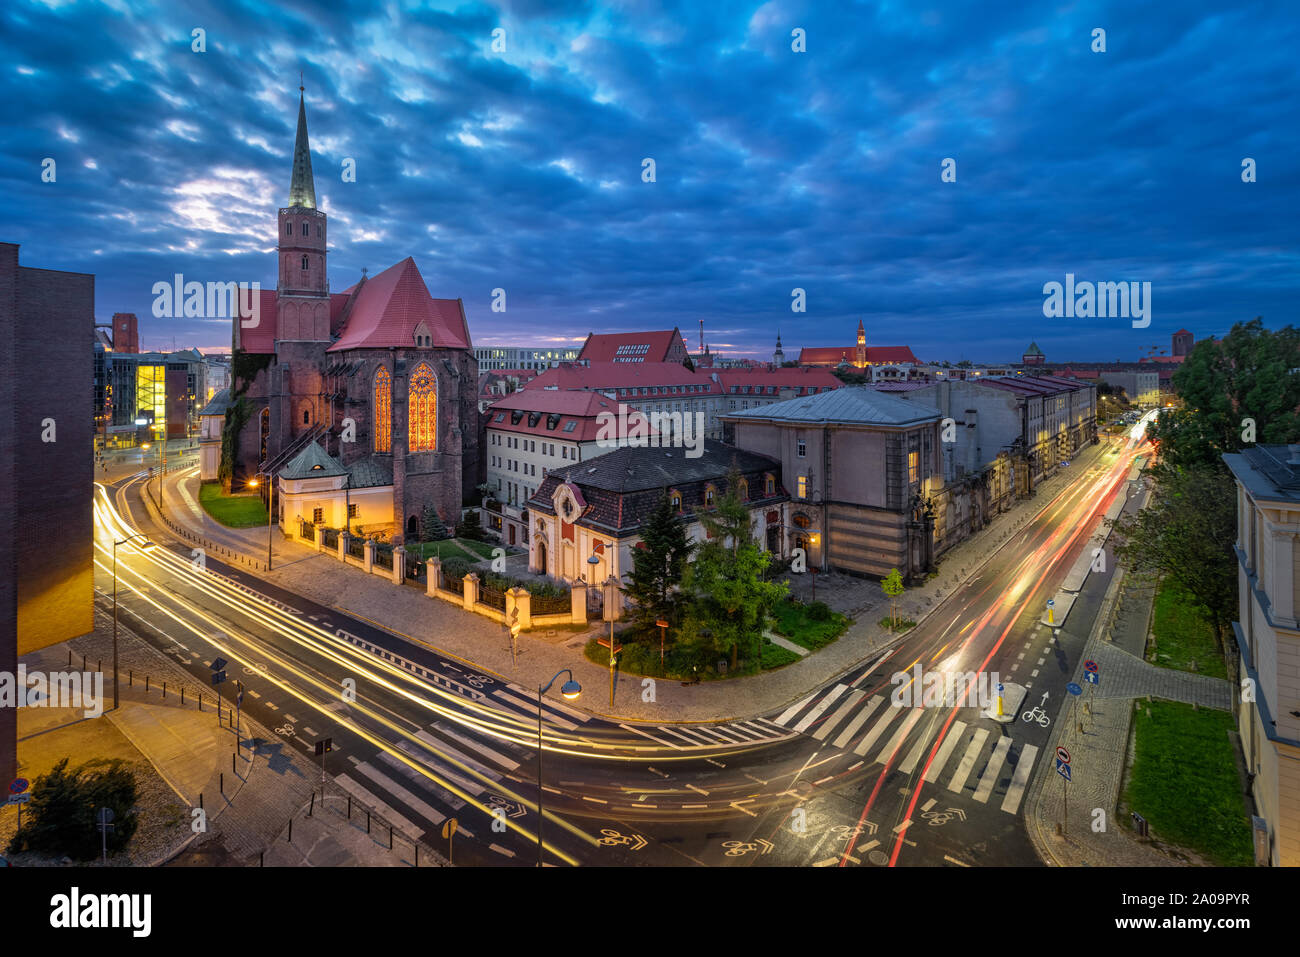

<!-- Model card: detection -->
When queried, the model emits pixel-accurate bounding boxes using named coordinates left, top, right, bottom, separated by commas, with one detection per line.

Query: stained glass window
left=374, top=366, right=391, bottom=453
left=409, top=363, right=437, bottom=452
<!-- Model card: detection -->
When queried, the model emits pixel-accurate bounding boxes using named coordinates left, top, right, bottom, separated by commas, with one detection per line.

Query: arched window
left=373, top=367, right=391, bottom=453
left=409, top=363, right=437, bottom=452
left=302, top=408, right=310, bottom=425
left=793, top=512, right=812, bottom=529
left=765, top=473, right=776, bottom=496
left=704, top=484, right=716, bottom=508
left=669, top=488, right=682, bottom=511
left=302, top=221, right=309, bottom=236
left=317, top=224, right=322, bottom=238
left=285, top=222, right=292, bottom=236
left=301, top=255, right=309, bottom=271
left=737, top=478, right=749, bottom=501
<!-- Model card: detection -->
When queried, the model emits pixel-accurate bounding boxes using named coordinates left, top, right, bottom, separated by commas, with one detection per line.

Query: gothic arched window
left=409, top=363, right=437, bottom=452
left=302, top=221, right=309, bottom=236
left=285, top=222, right=292, bottom=236
left=301, top=255, right=309, bottom=271
left=373, top=367, right=391, bottom=453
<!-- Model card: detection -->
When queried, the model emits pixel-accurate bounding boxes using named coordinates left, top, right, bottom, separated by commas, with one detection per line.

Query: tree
left=1112, top=466, right=1237, bottom=648
left=881, top=568, right=905, bottom=627
left=8, top=757, right=139, bottom=860
left=624, top=491, right=693, bottom=629
left=1149, top=319, right=1300, bottom=471
left=421, top=504, right=450, bottom=542
left=458, top=508, right=487, bottom=542
left=680, top=538, right=787, bottom=673
left=698, top=466, right=753, bottom=555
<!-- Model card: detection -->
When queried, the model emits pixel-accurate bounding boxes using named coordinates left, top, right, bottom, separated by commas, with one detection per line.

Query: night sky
left=2, top=0, right=1297, bottom=362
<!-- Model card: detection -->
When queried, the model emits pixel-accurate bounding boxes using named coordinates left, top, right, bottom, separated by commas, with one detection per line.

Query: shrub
left=806, top=600, right=833, bottom=622
left=442, top=557, right=472, bottom=583
left=8, top=757, right=139, bottom=860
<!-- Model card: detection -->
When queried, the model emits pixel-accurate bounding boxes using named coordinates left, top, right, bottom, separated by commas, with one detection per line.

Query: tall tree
left=624, top=491, right=693, bottom=629
left=1150, top=319, right=1300, bottom=471
left=698, top=466, right=754, bottom=555
left=881, top=568, right=905, bottom=627
left=680, top=538, right=787, bottom=672
left=421, top=504, right=450, bottom=542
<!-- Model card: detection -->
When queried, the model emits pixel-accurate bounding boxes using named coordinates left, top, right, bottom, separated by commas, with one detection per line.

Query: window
left=301, top=255, right=309, bottom=270
left=317, top=224, right=323, bottom=238
left=670, top=489, right=682, bottom=511
left=302, top=221, right=309, bottom=236
left=303, top=409, right=310, bottom=425
left=797, top=440, right=807, bottom=458
left=312, top=507, right=323, bottom=524
left=737, top=478, right=748, bottom=501
left=797, top=476, right=808, bottom=499
left=765, top=473, right=775, bottom=496
left=409, top=363, right=437, bottom=451
left=793, top=513, right=811, bottom=529
left=373, top=367, right=391, bottom=452
left=348, top=503, right=357, bottom=518
left=908, top=450, right=919, bottom=484
left=563, top=420, right=577, bottom=433
left=705, top=485, right=716, bottom=508
left=285, top=222, right=292, bottom=236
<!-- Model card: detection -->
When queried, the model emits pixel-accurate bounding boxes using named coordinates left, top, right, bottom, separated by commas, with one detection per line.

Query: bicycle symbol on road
left=1021, top=706, right=1051, bottom=727
left=920, top=808, right=967, bottom=827
left=596, top=828, right=647, bottom=851
left=721, top=839, right=774, bottom=857
left=463, top=673, right=494, bottom=689
left=828, top=823, right=878, bottom=841
left=274, top=724, right=295, bottom=737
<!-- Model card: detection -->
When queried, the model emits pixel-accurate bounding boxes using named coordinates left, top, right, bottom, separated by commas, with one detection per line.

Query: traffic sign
left=211, top=670, right=227, bottom=685
left=655, top=619, right=669, bottom=628
left=1056, top=760, right=1072, bottom=781
left=314, top=738, right=333, bottom=756
left=1083, top=659, right=1099, bottom=673
left=211, top=657, right=228, bottom=672
left=442, top=818, right=458, bottom=840
left=6, top=794, right=31, bottom=805
left=96, top=807, right=115, bottom=825
left=1066, top=682, right=1082, bottom=695
left=1047, top=599, right=1055, bottom=607
left=1055, top=746, right=1071, bottom=764
left=1083, top=671, right=1099, bottom=685
left=9, top=778, right=28, bottom=795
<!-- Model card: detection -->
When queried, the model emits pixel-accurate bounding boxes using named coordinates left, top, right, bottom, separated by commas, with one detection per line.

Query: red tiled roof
left=526, top=362, right=722, bottom=394
left=485, top=390, right=652, bottom=442
left=1137, top=355, right=1184, bottom=364
left=578, top=328, right=684, bottom=363
left=327, top=257, right=470, bottom=352
left=1174, top=328, right=1191, bottom=336
left=797, top=345, right=921, bottom=364
left=237, top=290, right=353, bottom=355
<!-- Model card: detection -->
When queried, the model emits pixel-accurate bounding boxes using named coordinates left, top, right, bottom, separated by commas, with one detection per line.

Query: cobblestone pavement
left=1025, top=565, right=1235, bottom=867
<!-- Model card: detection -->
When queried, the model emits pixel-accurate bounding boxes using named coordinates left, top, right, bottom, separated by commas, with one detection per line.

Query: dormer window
left=737, top=478, right=749, bottom=501
left=704, top=484, right=716, bottom=508
left=764, top=473, right=775, bottom=496
left=669, top=488, right=682, bottom=511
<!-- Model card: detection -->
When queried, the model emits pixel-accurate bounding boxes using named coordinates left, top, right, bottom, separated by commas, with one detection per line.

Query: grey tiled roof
left=348, top=456, right=394, bottom=489
left=555, top=439, right=780, bottom=494
left=723, top=385, right=941, bottom=427
left=280, top=442, right=348, bottom=479
left=198, top=388, right=231, bottom=417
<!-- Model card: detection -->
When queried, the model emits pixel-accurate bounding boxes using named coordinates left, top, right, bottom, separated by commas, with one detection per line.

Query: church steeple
left=773, top=328, right=785, bottom=366
left=856, top=319, right=866, bottom=346
left=288, top=81, right=317, bottom=210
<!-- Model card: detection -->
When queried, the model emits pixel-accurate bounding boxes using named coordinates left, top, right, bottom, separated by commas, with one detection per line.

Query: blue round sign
left=1067, top=682, right=1082, bottom=695
left=9, top=778, right=28, bottom=795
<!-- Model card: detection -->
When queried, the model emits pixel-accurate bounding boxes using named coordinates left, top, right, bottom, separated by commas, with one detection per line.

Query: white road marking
left=812, top=689, right=866, bottom=741
left=973, top=736, right=1012, bottom=804
left=1001, top=744, right=1039, bottom=815
left=947, top=729, right=989, bottom=793
left=793, top=684, right=849, bottom=734
left=618, top=724, right=684, bottom=749
left=832, top=695, right=883, bottom=749
left=924, top=720, right=967, bottom=783
left=851, top=703, right=904, bottom=756
left=774, top=690, right=820, bottom=726
left=338, top=772, right=435, bottom=834
left=870, top=710, right=919, bottom=765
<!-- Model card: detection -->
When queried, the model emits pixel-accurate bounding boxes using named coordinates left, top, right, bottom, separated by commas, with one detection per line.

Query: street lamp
left=249, top=471, right=275, bottom=570
left=586, top=550, right=600, bottom=614
left=537, top=669, right=581, bottom=867
left=112, top=534, right=155, bottom=710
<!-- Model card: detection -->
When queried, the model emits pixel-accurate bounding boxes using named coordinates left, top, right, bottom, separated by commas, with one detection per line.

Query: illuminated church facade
left=225, top=87, right=479, bottom=542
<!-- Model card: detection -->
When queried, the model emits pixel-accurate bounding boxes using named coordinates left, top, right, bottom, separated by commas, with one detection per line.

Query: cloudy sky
left=2, top=0, right=1297, bottom=361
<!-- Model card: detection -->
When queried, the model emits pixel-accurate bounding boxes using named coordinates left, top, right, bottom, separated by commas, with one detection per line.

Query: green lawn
left=1150, top=578, right=1227, bottom=679
left=1123, top=700, right=1253, bottom=866
left=407, top=538, right=497, bottom=561
left=771, top=600, right=850, bottom=651
left=199, top=482, right=268, bottom=528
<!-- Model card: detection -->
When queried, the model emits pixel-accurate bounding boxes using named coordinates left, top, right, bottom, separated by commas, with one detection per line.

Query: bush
left=806, top=600, right=833, bottom=622
left=442, top=557, right=472, bottom=583
left=459, top=509, right=488, bottom=542
left=8, top=757, right=139, bottom=860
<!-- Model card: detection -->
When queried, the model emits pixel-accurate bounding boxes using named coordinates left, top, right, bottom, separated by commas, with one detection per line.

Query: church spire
left=288, top=81, right=317, bottom=209
left=856, top=318, right=865, bottom=346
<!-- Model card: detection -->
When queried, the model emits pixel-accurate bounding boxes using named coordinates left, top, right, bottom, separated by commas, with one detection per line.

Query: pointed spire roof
left=327, top=257, right=472, bottom=352
left=288, top=84, right=317, bottom=209
left=1024, top=341, right=1044, bottom=356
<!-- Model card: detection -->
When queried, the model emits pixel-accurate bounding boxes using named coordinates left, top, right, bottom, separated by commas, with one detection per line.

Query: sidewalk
left=144, top=444, right=1112, bottom=725
left=1024, top=564, right=1234, bottom=866
left=42, top=600, right=446, bottom=867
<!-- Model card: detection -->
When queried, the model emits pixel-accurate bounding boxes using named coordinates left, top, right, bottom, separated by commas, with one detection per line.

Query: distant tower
left=1172, top=328, right=1193, bottom=357
left=773, top=329, right=785, bottom=366
left=111, top=312, right=139, bottom=353
left=277, top=82, right=329, bottom=343
left=699, top=318, right=705, bottom=353
left=1022, top=341, right=1046, bottom=365
left=855, top=319, right=867, bottom=368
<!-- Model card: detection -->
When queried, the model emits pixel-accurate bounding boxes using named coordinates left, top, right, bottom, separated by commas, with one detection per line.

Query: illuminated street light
left=537, top=668, right=581, bottom=866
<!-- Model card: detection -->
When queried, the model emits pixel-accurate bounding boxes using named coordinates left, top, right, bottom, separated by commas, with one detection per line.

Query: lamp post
left=249, top=471, right=275, bottom=569
left=586, top=551, right=600, bottom=614
left=112, top=534, right=155, bottom=710
left=537, top=669, right=581, bottom=867
left=603, top=574, right=618, bottom=709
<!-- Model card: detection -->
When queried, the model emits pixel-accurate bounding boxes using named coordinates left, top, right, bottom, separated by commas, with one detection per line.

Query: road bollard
left=309, top=792, right=315, bottom=817
left=162, top=681, right=166, bottom=699
left=367, top=811, right=371, bottom=834
left=389, top=824, right=393, bottom=850
left=146, top=676, right=150, bottom=692
left=129, top=670, right=133, bottom=687
left=288, top=818, right=293, bottom=843
left=220, top=773, right=223, bottom=794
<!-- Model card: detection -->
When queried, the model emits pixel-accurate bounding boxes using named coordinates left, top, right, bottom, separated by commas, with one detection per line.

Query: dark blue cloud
left=1, top=0, right=1296, bottom=363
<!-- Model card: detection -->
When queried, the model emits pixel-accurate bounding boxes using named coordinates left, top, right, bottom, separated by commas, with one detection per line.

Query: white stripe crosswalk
left=766, top=681, right=1044, bottom=815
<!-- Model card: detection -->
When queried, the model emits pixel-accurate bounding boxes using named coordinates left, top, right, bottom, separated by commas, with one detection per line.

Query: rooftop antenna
left=300, top=71, right=304, bottom=93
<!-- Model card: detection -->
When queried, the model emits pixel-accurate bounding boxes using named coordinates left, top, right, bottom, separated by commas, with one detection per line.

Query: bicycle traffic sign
left=1066, top=682, right=1082, bottom=695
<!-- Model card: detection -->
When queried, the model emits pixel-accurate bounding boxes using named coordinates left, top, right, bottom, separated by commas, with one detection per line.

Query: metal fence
left=406, top=557, right=425, bottom=583
left=348, top=536, right=366, bottom=560
left=443, top=575, right=464, bottom=596
left=375, top=544, right=394, bottom=570
left=478, top=584, right=506, bottom=611
left=299, top=519, right=314, bottom=540
left=531, top=591, right=571, bottom=615
left=322, top=527, right=339, bottom=550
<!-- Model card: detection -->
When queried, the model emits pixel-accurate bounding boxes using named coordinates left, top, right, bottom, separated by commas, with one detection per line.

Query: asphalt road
left=95, top=437, right=1145, bottom=867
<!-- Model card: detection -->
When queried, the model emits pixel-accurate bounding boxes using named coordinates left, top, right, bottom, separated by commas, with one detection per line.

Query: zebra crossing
left=617, top=718, right=796, bottom=751
left=767, top=682, right=1042, bottom=815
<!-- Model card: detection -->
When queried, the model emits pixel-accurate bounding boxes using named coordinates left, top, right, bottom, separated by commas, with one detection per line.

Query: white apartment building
left=1224, top=444, right=1300, bottom=866
left=474, top=345, right=580, bottom=371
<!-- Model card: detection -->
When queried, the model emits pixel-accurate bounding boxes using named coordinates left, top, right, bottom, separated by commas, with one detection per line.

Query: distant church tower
left=855, top=319, right=866, bottom=368
left=773, top=329, right=785, bottom=366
